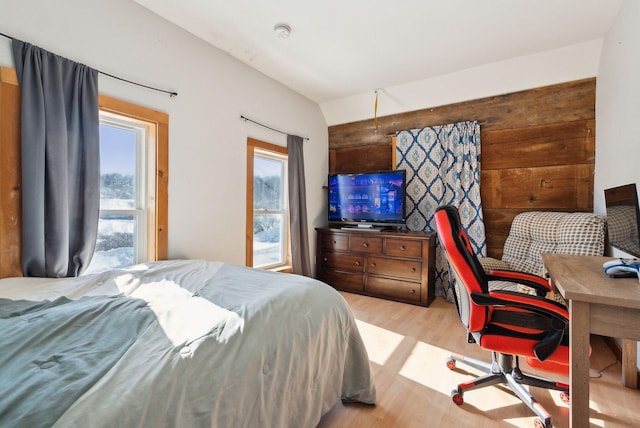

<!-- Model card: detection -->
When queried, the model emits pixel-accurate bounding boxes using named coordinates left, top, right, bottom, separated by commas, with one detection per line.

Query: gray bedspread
left=0, top=260, right=376, bottom=427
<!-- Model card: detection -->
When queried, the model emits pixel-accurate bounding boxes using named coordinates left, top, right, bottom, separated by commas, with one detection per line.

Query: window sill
left=268, top=265, right=293, bottom=274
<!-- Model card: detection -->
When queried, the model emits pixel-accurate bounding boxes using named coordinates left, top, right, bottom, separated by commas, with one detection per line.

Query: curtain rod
left=0, top=31, right=178, bottom=98
left=240, top=115, right=309, bottom=140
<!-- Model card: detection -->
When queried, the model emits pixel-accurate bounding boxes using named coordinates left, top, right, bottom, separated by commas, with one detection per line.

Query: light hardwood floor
left=318, top=292, right=640, bottom=428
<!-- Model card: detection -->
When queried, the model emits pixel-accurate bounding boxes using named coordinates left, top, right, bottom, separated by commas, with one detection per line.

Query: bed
left=0, top=259, right=376, bottom=427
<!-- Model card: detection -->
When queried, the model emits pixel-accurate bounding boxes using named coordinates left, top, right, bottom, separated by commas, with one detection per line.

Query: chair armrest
left=470, top=290, right=569, bottom=361
left=486, top=290, right=569, bottom=320
left=487, top=269, right=552, bottom=296
left=471, top=290, right=568, bottom=321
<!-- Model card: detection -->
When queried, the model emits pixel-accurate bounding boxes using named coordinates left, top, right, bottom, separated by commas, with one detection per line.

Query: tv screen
left=604, top=183, right=640, bottom=259
left=328, top=170, right=407, bottom=229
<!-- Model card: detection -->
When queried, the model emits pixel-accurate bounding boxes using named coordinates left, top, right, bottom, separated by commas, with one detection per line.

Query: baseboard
left=602, top=335, right=623, bottom=360
left=601, top=335, right=640, bottom=387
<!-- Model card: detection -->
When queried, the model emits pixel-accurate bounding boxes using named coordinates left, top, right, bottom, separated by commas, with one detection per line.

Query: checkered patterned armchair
left=480, top=211, right=607, bottom=295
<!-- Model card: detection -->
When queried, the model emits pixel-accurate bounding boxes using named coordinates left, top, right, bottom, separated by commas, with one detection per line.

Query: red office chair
left=434, top=205, right=571, bottom=428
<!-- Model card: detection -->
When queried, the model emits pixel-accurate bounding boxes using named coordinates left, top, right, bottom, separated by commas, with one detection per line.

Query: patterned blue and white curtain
left=395, top=120, right=486, bottom=302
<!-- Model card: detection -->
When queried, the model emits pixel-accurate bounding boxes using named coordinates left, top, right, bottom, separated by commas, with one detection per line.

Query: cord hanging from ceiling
left=374, top=90, right=379, bottom=135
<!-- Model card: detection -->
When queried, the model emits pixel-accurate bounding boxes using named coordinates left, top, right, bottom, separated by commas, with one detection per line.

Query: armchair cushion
left=501, top=211, right=606, bottom=276
left=483, top=211, right=606, bottom=299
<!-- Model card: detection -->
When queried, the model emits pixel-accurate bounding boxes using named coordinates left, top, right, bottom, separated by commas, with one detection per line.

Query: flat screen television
left=328, top=169, right=407, bottom=230
left=604, top=183, right=640, bottom=259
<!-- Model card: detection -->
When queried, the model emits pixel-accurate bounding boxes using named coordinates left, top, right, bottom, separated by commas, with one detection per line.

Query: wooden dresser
left=315, top=227, right=436, bottom=306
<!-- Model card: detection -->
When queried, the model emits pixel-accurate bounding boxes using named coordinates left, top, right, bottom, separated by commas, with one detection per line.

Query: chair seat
left=480, top=333, right=569, bottom=373
left=525, top=356, right=570, bottom=376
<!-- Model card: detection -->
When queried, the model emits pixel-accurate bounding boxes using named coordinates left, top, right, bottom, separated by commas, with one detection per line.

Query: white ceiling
left=133, top=0, right=623, bottom=104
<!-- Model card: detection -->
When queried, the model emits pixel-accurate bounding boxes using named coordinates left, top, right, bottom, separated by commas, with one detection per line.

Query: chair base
left=446, top=352, right=569, bottom=428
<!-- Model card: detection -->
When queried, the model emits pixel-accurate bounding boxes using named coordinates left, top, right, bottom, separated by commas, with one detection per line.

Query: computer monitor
left=604, top=183, right=640, bottom=259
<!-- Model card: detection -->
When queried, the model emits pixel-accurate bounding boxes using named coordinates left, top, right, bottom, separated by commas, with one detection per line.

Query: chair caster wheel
left=446, top=358, right=456, bottom=370
left=451, top=389, right=463, bottom=405
left=560, top=391, right=570, bottom=404
left=534, top=418, right=551, bottom=428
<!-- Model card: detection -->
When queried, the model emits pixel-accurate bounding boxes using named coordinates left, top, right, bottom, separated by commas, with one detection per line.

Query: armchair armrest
left=478, top=256, right=510, bottom=272
left=487, top=269, right=552, bottom=296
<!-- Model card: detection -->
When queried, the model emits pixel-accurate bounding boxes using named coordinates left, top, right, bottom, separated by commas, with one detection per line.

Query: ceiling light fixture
left=274, top=23, right=291, bottom=39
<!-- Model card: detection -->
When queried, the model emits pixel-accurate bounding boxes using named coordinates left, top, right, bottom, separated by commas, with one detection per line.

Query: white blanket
left=0, top=260, right=376, bottom=427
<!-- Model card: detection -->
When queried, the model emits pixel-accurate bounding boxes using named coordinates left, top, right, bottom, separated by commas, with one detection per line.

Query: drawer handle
left=370, top=262, right=376, bottom=268
left=362, top=243, right=369, bottom=248
left=323, top=257, right=328, bottom=262
left=411, top=267, right=416, bottom=273
left=355, top=261, right=361, bottom=266
left=410, top=289, right=416, bottom=294
left=333, top=240, right=337, bottom=244
left=400, top=245, right=406, bottom=251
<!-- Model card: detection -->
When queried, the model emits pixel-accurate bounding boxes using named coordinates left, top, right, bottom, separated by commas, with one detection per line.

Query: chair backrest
left=434, top=205, right=490, bottom=333
left=502, top=211, right=606, bottom=276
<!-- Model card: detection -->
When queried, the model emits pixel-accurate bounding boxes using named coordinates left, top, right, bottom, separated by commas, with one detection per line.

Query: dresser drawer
left=349, top=236, right=383, bottom=254
left=318, top=269, right=364, bottom=292
left=384, top=238, right=422, bottom=258
left=319, top=233, right=349, bottom=251
left=367, top=256, right=422, bottom=281
left=319, top=251, right=364, bottom=272
left=367, top=276, right=421, bottom=302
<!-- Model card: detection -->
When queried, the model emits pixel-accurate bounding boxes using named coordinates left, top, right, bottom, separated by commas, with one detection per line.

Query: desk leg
left=569, top=300, right=590, bottom=428
left=622, top=339, right=638, bottom=388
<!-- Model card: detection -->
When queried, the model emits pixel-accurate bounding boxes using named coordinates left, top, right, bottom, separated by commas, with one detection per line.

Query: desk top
left=541, top=254, right=640, bottom=310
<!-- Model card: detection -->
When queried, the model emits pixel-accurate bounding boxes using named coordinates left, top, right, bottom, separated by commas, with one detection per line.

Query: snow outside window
left=253, top=148, right=289, bottom=269
left=84, top=112, right=152, bottom=274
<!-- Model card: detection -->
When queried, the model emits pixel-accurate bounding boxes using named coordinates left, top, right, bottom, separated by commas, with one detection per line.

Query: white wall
left=0, top=0, right=329, bottom=266
left=595, top=0, right=640, bottom=217
left=594, top=0, right=640, bottom=366
left=321, top=40, right=604, bottom=126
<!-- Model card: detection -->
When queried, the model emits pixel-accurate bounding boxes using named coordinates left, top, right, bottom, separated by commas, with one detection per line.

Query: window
left=246, top=138, right=290, bottom=270
left=0, top=68, right=167, bottom=276
left=84, top=96, right=169, bottom=274
left=84, top=113, right=153, bottom=273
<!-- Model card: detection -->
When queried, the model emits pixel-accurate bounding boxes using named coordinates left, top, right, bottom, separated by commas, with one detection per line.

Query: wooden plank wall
left=0, top=68, right=23, bottom=278
left=328, top=78, right=596, bottom=258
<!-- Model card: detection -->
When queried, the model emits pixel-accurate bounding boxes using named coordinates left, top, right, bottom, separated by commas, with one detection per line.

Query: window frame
left=94, top=112, right=151, bottom=268
left=246, top=137, right=291, bottom=271
left=98, top=95, right=169, bottom=262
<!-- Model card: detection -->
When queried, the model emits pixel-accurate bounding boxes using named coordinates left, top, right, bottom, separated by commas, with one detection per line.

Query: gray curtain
left=287, top=135, right=312, bottom=276
left=12, top=40, right=100, bottom=277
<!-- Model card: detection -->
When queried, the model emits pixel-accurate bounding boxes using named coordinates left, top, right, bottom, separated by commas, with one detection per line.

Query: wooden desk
left=541, top=253, right=640, bottom=428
